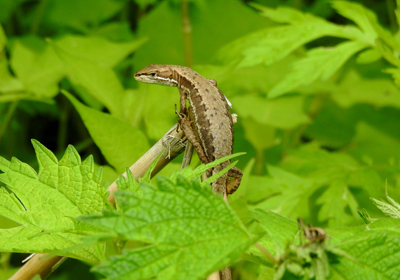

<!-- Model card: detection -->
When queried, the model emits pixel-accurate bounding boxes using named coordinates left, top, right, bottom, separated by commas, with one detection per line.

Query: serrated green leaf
left=251, top=165, right=318, bottom=220
left=272, top=143, right=381, bottom=224
left=317, top=180, right=358, bottom=226
left=331, top=1, right=378, bottom=43
left=218, top=5, right=365, bottom=68
left=63, top=90, right=149, bottom=174
left=116, top=168, right=142, bottom=197
left=371, top=186, right=400, bottom=219
left=250, top=4, right=305, bottom=24
left=331, top=218, right=400, bottom=279
left=140, top=149, right=165, bottom=183
left=358, top=208, right=373, bottom=224
left=269, top=41, right=368, bottom=98
left=372, top=198, right=400, bottom=218
left=80, top=176, right=256, bottom=280
left=0, top=140, right=105, bottom=262
left=384, top=67, right=400, bottom=86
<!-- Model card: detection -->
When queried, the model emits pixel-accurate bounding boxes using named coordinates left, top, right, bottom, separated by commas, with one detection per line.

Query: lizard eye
left=150, top=72, right=156, bottom=76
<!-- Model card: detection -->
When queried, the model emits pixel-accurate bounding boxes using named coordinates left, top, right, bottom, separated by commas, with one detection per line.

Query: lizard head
left=134, top=64, right=178, bottom=87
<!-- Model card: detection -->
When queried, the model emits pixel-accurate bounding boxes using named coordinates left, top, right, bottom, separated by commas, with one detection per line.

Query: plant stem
left=57, top=97, right=70, bottom=154
left=255, top=243, right=277, bottom=264
left=31, top=0, right=49, bottom=34
left=181, top=0, right=193, bottom=67
left=0, top=101, right=19, bottom=145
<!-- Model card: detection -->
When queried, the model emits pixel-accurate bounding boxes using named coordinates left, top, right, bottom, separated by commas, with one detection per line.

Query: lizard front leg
left=179, top=93, right=187, bottom=115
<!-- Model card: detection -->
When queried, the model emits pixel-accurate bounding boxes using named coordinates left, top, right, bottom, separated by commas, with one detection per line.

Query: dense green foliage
left=1, top=0, right=400, bottom=279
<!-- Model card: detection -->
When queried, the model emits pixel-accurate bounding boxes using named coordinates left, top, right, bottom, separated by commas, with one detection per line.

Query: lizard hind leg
left=177, top=111, right=209, bottom=164
left=226, top=167, right=243, bottom=194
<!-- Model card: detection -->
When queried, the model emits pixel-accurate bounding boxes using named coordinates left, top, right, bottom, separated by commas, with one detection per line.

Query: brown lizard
left=134, top=64, right=242, bottom=195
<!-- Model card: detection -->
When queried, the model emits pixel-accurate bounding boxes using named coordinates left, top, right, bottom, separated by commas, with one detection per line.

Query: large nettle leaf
left=0, top=140, right=106, bottom=262
left=80, top=175, right=258, bottom=280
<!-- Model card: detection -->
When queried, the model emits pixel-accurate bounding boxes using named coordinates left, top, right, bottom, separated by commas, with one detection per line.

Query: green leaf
left=80, top=176, right=256, bottom=280
left=231, top=95, right=310, bottom=129
left=371, top=186, right=400, bottom=218
left=135, top=0, right=159, bottom=9
left=384, top=67, right=400, bottom=86
left=140, top=84, right=178, bottom=140
left=356, top=48, right=382, bottom=64
left=0, top=25, right=6, bottom=49
left=218, top=4, right=365, bottom=67
left=63, top=90, right=149, bottom=173
left=10, top=38, right=65, bottom=98
left=0, top=29, right=25, bottom=99
left=116, top=168, right=142, bottom=197
left=252, top=4, right=306, bottom=24
left=269, top=41, right=368, bottom=98
left=179, top=153, right=245, bottom=184
left=331, top=218, right=400, bottom=279
left=331, top=71, right=400, bottom=108
left=51, top=40, right=126, bottom=118
left=242, top=120, right=277, bottom=153
left=56, top=35, right=147, bottom=68
left=274, top=143, right=381, bottom=224
left=358, top=208, right=373, bottom=224
left=350, top=122, right=400, bottom=165
left=331, top=1, right=378, bottom=43
left=43, top=0, right=124, bottom=31
left=316, top=179, right=359, bottom=226
left=0, top=140, right=105, bottom=262
left=252, top=165, right=318, bottom=220
left=281, top=143, right=360, bottom=180
left=250, top=210, right=298, bottom=255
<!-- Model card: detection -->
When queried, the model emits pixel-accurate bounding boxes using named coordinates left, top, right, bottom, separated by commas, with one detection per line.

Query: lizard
left=134, top=64, right=242, bottom=195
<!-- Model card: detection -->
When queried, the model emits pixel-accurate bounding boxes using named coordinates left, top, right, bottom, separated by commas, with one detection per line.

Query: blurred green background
left=1, top=0, right=400, bottom=279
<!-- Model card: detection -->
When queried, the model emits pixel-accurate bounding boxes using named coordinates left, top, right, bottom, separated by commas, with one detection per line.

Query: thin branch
left=9, top=254, right=66, bottom=280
